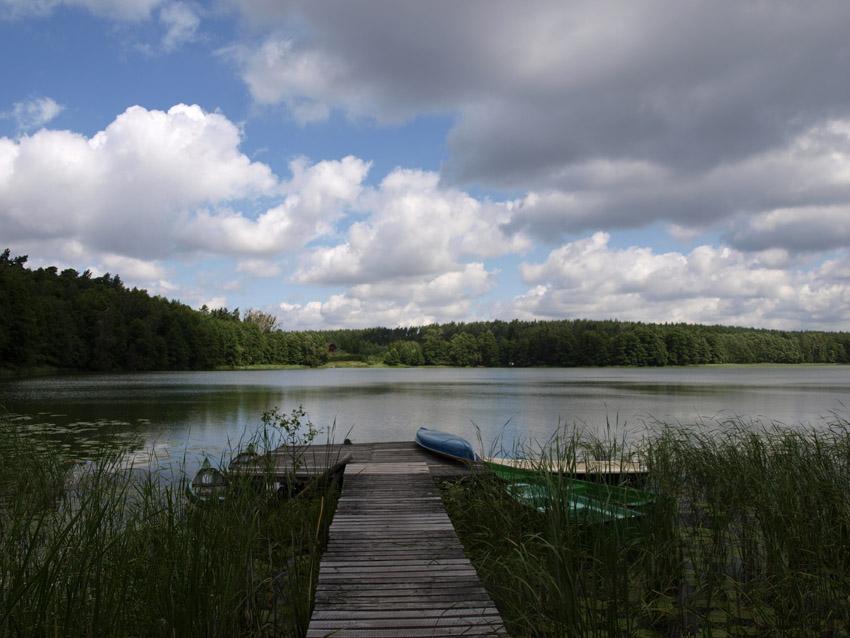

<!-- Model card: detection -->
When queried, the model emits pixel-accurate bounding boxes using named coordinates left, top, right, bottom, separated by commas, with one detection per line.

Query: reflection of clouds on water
left=2, top=367, right=849, bottom=471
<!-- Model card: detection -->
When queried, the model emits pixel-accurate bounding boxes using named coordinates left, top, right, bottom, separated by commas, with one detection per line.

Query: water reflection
left=1, top=367, right=848, bottom=473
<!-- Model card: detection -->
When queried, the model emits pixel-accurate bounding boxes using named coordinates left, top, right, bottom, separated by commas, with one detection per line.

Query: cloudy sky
left=2, top=1, right=850, bottom=330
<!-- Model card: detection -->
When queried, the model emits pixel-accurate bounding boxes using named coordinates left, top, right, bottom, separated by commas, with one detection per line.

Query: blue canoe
left=415, top=427, right=479, bottom=463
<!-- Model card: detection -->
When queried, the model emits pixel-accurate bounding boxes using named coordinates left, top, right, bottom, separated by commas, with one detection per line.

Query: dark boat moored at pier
left=414, top=426, right=479, bottom=462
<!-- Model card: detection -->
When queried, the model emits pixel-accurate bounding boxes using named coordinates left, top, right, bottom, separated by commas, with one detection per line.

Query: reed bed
left=443, top=417, right=850, bottom=637
left=0, top=409, right=338, bottom=638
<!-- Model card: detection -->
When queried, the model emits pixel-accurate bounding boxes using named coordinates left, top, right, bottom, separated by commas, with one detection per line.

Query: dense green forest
left=2, top=249, right=849, bottom=372
left=0, top=250, right=328, bottom=371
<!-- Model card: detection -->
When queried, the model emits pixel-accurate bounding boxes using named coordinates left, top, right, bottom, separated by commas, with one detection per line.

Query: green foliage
left=260, top=405, right=319, bottom=496
left=319, top=318, right=850, bottom=368
left=2, top=249, right=849, bottom=371
left=0, top=250, right=330, bottom=372
left=477, top=330, right=499, bottom=366
left=243, top=308, right=278, bottom=333
left=0, top=419, right=337, bottom=637
left=443, top=420, right=850, bottom=637
left=422, top=327, right=450, bottom=365
left=383, top=340, right=424, bottom=366
left=449, top=331, right=480, bottom=366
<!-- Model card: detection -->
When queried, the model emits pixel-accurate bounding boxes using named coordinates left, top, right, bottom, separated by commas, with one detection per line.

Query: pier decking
left=241, top=441, right=478, bottom=480
left=297, top=443, right=507, bottom=637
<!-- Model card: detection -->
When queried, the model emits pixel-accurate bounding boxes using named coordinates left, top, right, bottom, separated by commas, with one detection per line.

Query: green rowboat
left=506, top=481, right=643, bottom=521
left=483, top=456, right=655, bottom=519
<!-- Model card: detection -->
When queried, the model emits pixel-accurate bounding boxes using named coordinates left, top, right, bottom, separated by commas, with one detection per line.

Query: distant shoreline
left=221, top=361, right=847, bottom=371
left=2, top=360, right=845, bottom=380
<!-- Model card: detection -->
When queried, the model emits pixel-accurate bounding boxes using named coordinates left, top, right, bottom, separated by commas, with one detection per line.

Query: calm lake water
left=1, top=366, right=848, bottom=472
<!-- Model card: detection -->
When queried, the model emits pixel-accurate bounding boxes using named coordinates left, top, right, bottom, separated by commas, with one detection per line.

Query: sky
left=2, top=1, right=850, bottom=331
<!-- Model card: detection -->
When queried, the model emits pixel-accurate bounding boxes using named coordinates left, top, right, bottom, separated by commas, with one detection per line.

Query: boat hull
left=415, top=427, right=478, bottom=463
left=483, top=455, right=646, bottom=478
left=506, top=482, right=643, bottom=522
left=483, top=458, right=655, bottom=513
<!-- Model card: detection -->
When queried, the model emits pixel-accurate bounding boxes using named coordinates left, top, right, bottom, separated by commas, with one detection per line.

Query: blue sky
left=2, top=1, right=850, bottom=330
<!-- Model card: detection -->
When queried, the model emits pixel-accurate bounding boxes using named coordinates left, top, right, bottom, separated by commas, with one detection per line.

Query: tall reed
left=0, top=412, right=338, bottom=638
left=443, top=417, right=850, bottom=637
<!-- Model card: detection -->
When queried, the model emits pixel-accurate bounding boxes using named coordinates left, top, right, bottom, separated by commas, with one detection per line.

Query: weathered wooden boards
left=236, top=441, right=475, bottom=480
left=306, top=461, right=507, bottom=638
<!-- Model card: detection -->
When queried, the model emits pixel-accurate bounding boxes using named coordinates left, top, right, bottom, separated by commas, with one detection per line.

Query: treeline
left=2, top=249, right=849, bottom=372
left=323, top=319, right=850, bottom=367
left=0, top=251, right=327, bottom=372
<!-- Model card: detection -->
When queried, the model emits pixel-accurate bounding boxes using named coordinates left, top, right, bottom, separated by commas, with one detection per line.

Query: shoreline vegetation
left=224, top=361, right=848, bottom=371
left=1, top=361, right=845, bottom=381
left=2, top=413, right=849, bottom=636
left=3, top=249, right=850, bottom=375
left=0, top=408, right=342, bottom=638
left=441, top=418, right=850, bottom=637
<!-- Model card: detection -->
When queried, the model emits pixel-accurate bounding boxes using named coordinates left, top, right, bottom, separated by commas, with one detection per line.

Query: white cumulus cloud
left=100, top=253, right=167, bottom=281
left=179, top=155, right=368, bottom=255
left=0, top=103, right=277, bottom=258
left=278, top=263, right=496, bottom=329
left=513, top=233, right=850, bottom=330
left=296, top=168, right=528, bottom=285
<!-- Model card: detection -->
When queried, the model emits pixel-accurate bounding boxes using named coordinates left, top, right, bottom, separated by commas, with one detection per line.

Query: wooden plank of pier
left=307, top=460, right=507, bottom=638
left=234, top=441, right=476, bottom=480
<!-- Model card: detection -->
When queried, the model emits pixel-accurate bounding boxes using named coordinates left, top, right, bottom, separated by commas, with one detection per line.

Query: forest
left=2, top=249, right=849, bottom=372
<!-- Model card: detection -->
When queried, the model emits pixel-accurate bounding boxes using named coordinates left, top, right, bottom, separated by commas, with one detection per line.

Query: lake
left=1, top=366, right=848, bottom=473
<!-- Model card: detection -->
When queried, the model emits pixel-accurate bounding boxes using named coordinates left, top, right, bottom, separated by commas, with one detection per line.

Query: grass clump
left=0, top=409, right=339, bottom=638
left=443, top=417, right=850, bottom=637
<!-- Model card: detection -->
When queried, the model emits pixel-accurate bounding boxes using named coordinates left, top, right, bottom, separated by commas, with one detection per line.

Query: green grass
left=0, top=416, right=339, bottom=638
left=443, top=418, right=850, bottom=637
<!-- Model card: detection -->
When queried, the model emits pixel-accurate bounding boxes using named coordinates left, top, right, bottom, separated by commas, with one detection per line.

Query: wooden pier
left=239, top=441, right=480, bottom=480
left=285, top=443, right=507, bottom=637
